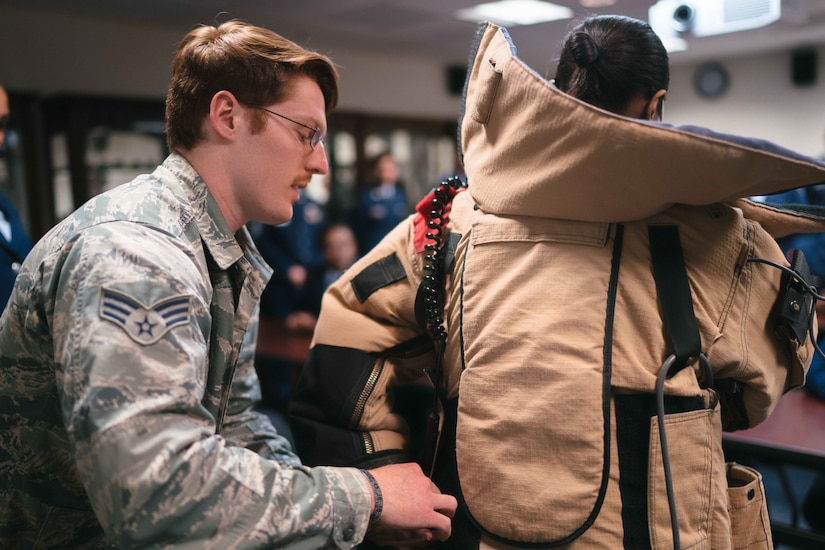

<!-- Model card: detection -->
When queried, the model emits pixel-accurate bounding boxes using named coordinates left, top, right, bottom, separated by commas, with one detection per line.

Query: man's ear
left=208, top=90, right=240, bottom=140
left=646, top=89, right=667, bottom=121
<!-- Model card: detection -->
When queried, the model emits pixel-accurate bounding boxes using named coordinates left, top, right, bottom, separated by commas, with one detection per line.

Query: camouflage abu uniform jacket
left=290, top=23, right=825, bottom=550
left=0, top=153, right=370, bottom=549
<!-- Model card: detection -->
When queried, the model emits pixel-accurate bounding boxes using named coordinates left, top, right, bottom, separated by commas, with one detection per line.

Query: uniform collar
left=160, top=154, right=272, bottom=285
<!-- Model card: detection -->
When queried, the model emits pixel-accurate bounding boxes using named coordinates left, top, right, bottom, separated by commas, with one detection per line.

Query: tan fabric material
left=461, top=24, right=825, bottom=223
left=447, top=198, right=795, bottom=547
left=727, top=463, right=774, bottom=550
left=733, top=198, right=825, bottom=239
left=647, top=407, right=723, bottom=550
left=302, top=22, right=825, bottom=549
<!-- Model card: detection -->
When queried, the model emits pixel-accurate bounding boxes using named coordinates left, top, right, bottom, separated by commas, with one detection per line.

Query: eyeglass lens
left=258, top=107, right=323, bottom=150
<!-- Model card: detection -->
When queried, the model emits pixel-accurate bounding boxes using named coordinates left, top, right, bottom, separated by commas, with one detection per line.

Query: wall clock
left=694, top=62, right=730, bottom=99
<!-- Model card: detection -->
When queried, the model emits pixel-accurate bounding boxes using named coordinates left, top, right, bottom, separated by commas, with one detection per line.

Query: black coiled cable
left=422, top=179, right=457, bottom=346
left=420, top=175, right=465, bottom=473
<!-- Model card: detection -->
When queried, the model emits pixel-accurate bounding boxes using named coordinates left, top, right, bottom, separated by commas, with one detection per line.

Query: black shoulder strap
left=648, top=225, right=701, bottom=374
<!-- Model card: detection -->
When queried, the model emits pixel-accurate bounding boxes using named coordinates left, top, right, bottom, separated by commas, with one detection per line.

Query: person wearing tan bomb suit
left=290, top=16, right=825, bottom=549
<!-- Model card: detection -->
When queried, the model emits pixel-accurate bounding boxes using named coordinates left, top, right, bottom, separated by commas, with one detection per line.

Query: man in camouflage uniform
left=0, top=20, right=455, bottom=549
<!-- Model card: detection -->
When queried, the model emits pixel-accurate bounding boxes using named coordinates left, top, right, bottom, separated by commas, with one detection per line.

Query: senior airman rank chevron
left=100, top=287, right=191, bottom=345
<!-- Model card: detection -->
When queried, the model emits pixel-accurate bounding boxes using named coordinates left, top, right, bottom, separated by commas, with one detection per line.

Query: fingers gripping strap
left=648, top=225, right=701, bottom=372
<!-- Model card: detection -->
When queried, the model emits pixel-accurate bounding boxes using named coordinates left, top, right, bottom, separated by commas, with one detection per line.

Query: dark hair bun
left=570, top=32, right=603, bottom=69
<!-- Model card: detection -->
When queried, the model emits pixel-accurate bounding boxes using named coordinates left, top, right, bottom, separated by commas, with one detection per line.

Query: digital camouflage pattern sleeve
left=0, top=155, right=371, bottom=549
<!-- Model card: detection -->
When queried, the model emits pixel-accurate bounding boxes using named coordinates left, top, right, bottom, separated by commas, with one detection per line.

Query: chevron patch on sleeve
left=99, top=287, right=192, bottom=345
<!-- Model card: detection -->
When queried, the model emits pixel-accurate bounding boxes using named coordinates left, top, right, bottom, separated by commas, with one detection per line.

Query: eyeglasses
left=0, top=116, right=8, bottom=133
left=255, top=107, right=324, bottom=150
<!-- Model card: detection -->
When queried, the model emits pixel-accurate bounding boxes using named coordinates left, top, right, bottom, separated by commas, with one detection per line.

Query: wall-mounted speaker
left=791, top=48, right=817, bottom=86
left=446, top=65, right=467, bottom=96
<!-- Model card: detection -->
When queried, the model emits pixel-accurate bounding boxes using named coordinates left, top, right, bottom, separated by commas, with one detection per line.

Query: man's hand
left=365, top=462, right=457, bottom=547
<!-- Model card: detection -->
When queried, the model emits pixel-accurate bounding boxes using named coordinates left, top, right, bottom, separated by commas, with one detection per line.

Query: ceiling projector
left=648, top=0, right=781, bottom=38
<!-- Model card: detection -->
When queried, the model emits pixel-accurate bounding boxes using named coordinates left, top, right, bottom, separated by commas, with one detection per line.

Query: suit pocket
left=648, top=407, right=722, bottom=550
left=727, top=462, right=773, bottom=550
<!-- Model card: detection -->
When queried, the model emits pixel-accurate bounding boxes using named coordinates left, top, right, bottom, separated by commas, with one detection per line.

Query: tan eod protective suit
left=289, top=23, right=825, bottom=549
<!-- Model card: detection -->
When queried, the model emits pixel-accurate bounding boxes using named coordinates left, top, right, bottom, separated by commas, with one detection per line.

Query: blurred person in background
left=0, top=84, right=32, bottom=309
left=290, top=221, right=360, bottom=332
left=248, top=189, right=328, bottom=322
left=351, top=152, right=410, bottom=252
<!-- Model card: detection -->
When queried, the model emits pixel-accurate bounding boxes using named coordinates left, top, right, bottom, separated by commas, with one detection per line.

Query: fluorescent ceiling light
left=455, top=0, right=574, bottom=27
left=579, top=0, right=616, bottom=6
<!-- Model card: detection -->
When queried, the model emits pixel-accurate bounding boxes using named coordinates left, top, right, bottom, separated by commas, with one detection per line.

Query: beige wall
left=1, top=6, right=824, bottom=156
left=668, top=50, right=825, bottom=158
left=0, top=6, right=463, bottom=119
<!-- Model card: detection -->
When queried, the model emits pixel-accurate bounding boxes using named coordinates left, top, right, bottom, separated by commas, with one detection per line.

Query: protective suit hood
left=459, top=22, right=825, bottom=223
